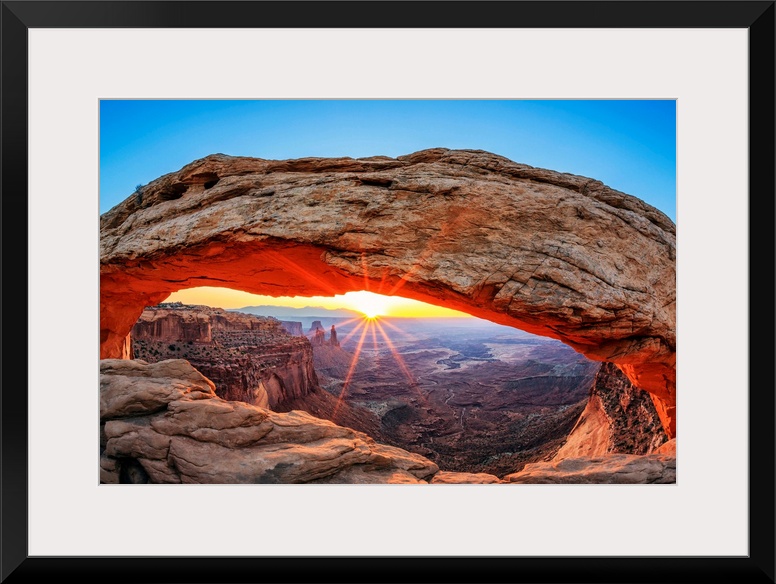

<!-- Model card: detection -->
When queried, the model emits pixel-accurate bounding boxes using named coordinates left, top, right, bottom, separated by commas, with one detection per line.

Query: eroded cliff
left=132, top=303, right=319, bottom=408
left=553, top=362, right=668, bottom=460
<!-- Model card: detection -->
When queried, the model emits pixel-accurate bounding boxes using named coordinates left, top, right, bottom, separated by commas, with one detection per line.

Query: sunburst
left=345, top=290, right=388, bottom=319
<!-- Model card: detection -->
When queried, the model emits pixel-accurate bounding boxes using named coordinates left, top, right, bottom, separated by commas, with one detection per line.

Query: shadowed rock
left=553, top=362, right=668, bottom=460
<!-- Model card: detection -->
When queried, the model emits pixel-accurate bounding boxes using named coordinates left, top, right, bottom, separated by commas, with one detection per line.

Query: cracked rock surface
left=100, top=148, right=675, bottom=435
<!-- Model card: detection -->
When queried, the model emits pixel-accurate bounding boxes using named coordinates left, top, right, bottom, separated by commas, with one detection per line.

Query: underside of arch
left=100, top=148, right=676, bottom=436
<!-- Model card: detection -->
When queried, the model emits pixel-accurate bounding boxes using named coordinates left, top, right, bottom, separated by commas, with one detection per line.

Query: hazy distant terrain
left=232, top=305, right=362, bottom=320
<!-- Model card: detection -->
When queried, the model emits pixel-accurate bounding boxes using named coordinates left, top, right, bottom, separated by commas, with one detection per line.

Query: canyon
left=132, top=302, right=383, bottom=440
left=100, top=359, right=676, bottom=484
left=132, top=302, right=318, bottom=408
left=99, top=148, right=676, bottom=484
left=124, top=302, right=669, bottom=479
left=311, top=316, right=604, bottom=475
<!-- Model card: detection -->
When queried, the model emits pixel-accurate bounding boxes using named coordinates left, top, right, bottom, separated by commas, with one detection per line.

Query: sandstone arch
left=100, top=148, right=676, bottom=436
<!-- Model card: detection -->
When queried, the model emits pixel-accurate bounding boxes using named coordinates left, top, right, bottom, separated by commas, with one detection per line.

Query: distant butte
left=100, top=148, right=676, bottom=436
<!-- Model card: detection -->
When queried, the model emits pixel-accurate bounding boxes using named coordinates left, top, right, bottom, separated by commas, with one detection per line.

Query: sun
left=344, top=291, right=388, bottom=319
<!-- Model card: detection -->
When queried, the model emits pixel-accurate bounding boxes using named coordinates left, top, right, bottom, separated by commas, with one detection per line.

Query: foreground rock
left=504, top=453, right=676, bottom=484
left=553, top=362, right=668, bottom=460
left=100, top=359, right=437, bottom=484
left=430, top=471, right=503, bottom=484
left=654, top=438, right=676, bottom=455
left=132, top=302, right=387, bottom=442
left=100, top=148, right=676, bottom=436
left=100, top=359, right=676, bottom=485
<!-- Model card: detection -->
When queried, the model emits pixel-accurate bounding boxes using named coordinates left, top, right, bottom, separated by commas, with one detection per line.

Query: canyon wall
left=553, top=362, right=668, bottom=459
left=100, top=359, right=439, bottom=484
left=132, top=303, right=319, bottom=409
left=100, top=148, right=676, bottom=436
left=279, top=320, right=304, bottom=336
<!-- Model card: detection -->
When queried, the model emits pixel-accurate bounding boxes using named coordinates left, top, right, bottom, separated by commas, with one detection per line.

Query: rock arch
left=100, top=149, right=676, bottom=436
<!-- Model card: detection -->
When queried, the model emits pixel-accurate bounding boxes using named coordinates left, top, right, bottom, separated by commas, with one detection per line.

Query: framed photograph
left=4, top=1, right=774, bottom=582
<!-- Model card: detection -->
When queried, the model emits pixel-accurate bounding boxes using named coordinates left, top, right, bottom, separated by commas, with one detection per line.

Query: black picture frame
left=2, top=1, right=774, bottom=583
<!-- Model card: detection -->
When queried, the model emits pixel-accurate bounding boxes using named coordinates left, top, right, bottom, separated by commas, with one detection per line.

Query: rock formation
left=132, top=303, right=319, bottom=409
left=504, top=453, right=676, bottom=484
left=654, top=438, right=676, bottom=456
left=311, top=327, right=326, bottom=347
left=100, top=148, right=676, bottom=436
left=307, top=321, right=340, bottom=348
left=279, top=320, right=304, bottom=336
left=430, top=471, right=503, bottom=484
left=100, top=358, right=674, bottom=484
left=133, top=303, right=388, bottom=443
left=100, top=359, right=438, bottom=484
left=552, top=362, right=668, bottom=460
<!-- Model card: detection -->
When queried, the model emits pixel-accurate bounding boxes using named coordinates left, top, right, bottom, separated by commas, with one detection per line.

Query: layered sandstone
left=100, top=148, right=676, bottom=436
left=553, top=362, right=668, bottom=460
left=504, top=453, right=676, bottom=484
left=100, top=359, right=438, bottom=484
left=132, top=303, right=319, bottom=408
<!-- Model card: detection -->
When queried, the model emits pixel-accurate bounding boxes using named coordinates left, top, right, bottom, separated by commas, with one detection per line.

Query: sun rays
left=169, top=251, right=472, bottom=423
left=331, top=312, right=430, bottom=421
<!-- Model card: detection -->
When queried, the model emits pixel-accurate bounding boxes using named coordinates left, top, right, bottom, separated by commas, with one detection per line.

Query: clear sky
left=100, top=99, right=676, bottom=317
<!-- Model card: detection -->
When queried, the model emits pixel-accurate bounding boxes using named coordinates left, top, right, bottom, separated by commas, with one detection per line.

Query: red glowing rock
left=101, top=149, right=676, bottom=436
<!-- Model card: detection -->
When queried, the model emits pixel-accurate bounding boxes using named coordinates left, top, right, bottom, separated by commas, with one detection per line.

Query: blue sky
left=99, top=99, right=676, bottom=221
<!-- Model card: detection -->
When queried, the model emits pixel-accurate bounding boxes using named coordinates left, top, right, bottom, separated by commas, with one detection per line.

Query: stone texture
left=100, top=358, right=216, bottom=420
left=279, top=321, right=304, bottom=336
left=553, top=362, right=668, bottom=460
left=309, top=466, right=427, bottom=484
left=654, top=438, right=676, bottom=456
left=100, top=358, right=439, bottom=484
left=430, top=471, right=503, bottom=484
left=504, top=453, right=676, bottom=484
left=100, top=148, right=676, bottom=436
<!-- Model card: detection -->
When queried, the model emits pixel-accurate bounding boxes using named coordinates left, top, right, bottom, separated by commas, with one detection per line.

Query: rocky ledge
left=504, top=453, right=676, bottom=484
left=100, top=359, right=675, bottom=484
left=100, top=358, right=438, bottom=484
left=553, top=362, right=668, bottom=460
